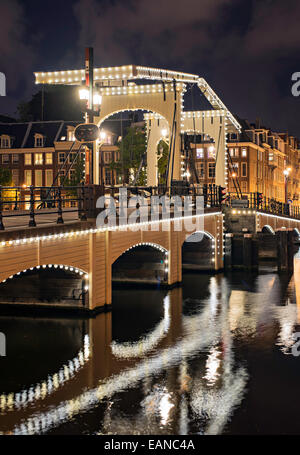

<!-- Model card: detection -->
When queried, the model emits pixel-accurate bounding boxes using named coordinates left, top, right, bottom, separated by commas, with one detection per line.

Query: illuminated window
left=35, top=170, right=43, bottom=187
left=232, top=163, right=239, bottom=176
left=25, top=154, right=32, bottom=165
left=45, top=170, right=53, bottom=187
left=241, top=148, right=247, bottom=157
left=230, top=148, right=239, bottom=157
left=25, top=170, right=32, bottom=186
left=196, top=148, right=204, bottom=159
left=269, top=152, right=274, bottom=161
left=34, top=153, right=43, bottom=165
left=45, top=153, right=53, bottom=165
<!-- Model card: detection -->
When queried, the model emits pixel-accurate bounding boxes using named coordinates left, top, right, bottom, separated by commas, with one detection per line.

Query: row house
left=0, top=121, right=120, bottom=188
left=187, top=119, right=300, bottom=206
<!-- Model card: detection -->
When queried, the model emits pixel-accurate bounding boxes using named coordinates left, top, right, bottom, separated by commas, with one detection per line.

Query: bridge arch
left=261, top=225, right=275, bottom=235
left=182, top=230, right=216, bottom=271
left=0, top=264, right=89, bottom=305
left=112, top=242, right=169, bottom=285
left=99, top=108, right=171, bottom=187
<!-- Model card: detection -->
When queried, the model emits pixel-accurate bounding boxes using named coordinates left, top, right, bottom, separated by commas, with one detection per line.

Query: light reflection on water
left=1, top=264, right=300, bottom=435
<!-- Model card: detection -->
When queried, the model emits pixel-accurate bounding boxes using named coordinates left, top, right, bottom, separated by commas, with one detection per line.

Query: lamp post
left=78, top=87, right=102, bottom=185
left=283, top=167, right=292, bottom=204
left=78, top=47, right=103, bottom=185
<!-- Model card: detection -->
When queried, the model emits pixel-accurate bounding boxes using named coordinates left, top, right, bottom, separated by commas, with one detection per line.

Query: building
left=186, top=119, right=300, bottom=206
left=0, top=120, right=120, bottom=187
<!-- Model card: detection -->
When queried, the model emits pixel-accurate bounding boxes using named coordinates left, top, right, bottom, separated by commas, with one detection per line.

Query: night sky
left=1, top=0, right=300, bottom=136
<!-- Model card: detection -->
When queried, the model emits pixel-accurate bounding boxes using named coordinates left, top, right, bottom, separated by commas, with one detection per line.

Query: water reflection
left=1, top=266, right=300, bottom=434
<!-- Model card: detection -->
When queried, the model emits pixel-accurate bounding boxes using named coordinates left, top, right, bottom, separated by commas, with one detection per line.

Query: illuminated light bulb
left=100, top=131, right=106, bottom=141
left=79, top=87, right=89, bottom=100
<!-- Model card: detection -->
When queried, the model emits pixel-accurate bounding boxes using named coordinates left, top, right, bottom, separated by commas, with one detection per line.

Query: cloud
left=244, top=0, right=300, bottom=56
left=73, top=0, right=232, bottom=66
left=0, top=0, right=36, bottom=116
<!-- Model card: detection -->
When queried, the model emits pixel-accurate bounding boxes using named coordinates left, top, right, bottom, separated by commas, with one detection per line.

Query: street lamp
left=161, top=128, right=168, bottom=139
left=283, top=167, right=292, bottom=204
left=79, top=87, right=89, bottom=100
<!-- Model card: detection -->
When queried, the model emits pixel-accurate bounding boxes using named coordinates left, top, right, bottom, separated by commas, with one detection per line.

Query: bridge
left=0, top=183, right=300, bottom=312
left=0, top=185, right=223, bottom=312
left=0, top=62, right=299, bottom=313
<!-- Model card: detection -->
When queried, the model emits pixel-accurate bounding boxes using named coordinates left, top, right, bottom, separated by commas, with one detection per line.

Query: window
left=1, top=137, right=10, bottom=148
left=207, top=146, right=215, bottom=159
left=68, top=131, right=75, bottom=141
left=241, top=147, right=247, bottom=157
left=70, top=169, right=76, bottom=178
left=241, top=181, right=248, bottom=192
left=12, top=170, right=19, bottom=185
left=45, top=170, right=53, bottom=187
left=2, top=154, right=9, bottom=164
left=115, top=151, right=121, bottom=162
left=230, top=147, right=239, bottom=157
left=58, top=153, right=65, bottom=164
left=69, top=153, right=77, bottom=163
left=12, top=154, right=19, bottom=164
left=232, top=163, right=239, bottom=176
left=34, top=153, right=43, bottom=165
left=25, top=154, right=32, bottom=165
left=35, top=170, right=43, bottom=187
left=269, top=152, right=274, bottom=161
left=208, top=163, right=215, bottom=178
left=105, top=168, right=112, bottom=184
left=58, top=170, right=65, bottom=185
left=45, top=153, right=53, bottom=165
left=196, top=162, right=204, bottom=178
left=196, top=148, right=204, bottom=159
left=241, top=162, right=247, bottom=177
left=24, top=170, right=32, bottom=186
left=35, top=135, right=44, bottom=147
left=104, top=152, right=111, bottom=164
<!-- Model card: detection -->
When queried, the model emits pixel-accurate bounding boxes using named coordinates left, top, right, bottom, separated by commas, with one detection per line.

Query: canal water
left=1, top=265, right=300, bottom=435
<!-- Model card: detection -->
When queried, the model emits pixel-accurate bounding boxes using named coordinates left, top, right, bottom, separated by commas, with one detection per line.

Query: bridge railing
left=104, top=184, right=223, bottom=208
left=0, top=183, right=224, bottom=231
left=226, top=192, right=300, bottom=220
left=0, top=185, right=87, bottom=230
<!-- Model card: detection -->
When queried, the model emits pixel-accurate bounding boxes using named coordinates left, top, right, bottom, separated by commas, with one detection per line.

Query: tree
left=17, top=86, right=85, bottom=122
left=157, top=140, right=169, bottom=184
left=63, top=155, right=85, bottom=196
left=117, top=126, right=147, bottom=185
left=0, top=169, right=16, bottom=206
left=0, top=168, right=12, bottom=186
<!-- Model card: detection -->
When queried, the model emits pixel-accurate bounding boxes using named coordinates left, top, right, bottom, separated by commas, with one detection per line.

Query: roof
left=0, top=120, right=81, bottom=149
